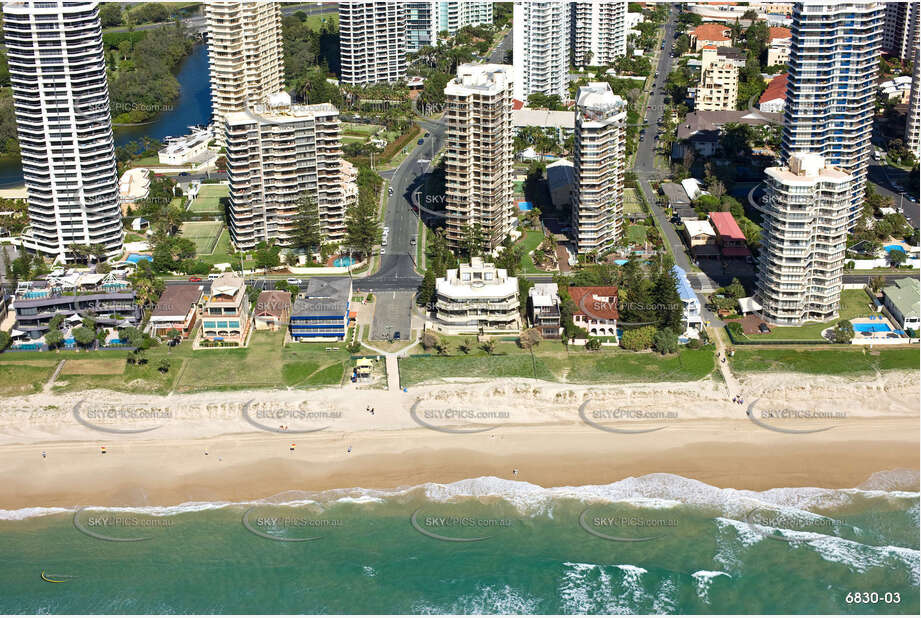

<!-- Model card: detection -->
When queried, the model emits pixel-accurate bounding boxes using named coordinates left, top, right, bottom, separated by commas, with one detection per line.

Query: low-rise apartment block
left=290, top=278, right=352, bottom=341
left=882, top=278, right=920, bottom=331
left=690, top=23, right=731, bottom=51
left=696, top=46, right=740, bottom=111
left=434, top=258, right=520, bottom=333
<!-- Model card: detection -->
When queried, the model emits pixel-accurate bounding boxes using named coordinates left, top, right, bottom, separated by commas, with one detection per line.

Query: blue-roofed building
left=290, top=278, right=352, bottom=342
left=671, top=265, right=702, bottom=332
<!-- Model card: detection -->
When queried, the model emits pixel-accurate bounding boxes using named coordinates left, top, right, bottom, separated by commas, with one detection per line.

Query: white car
left=286, top=278, right=300, bottom=286
left=381, top=238, right=387, bottom=246
left=383, top=227, right=390, bottom=235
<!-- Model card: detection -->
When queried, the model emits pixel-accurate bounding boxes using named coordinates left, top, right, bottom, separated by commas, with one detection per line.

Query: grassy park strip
left=398, top=345, right=717, bottom=387
left=0, top=332, right=350, bottom=396
left=728, top=347, right=919, bottom=375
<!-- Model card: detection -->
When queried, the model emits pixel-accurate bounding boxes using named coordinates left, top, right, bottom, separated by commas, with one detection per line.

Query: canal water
left=0, top=43, right=212, bottom=188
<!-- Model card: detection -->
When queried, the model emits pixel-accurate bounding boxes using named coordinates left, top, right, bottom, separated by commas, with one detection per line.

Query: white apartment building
left=572, top=83, right=627, bottom=255
left=225, top=93, right=349, bottom=252
left=513, top=1, right=570, bottom=101
left=2, top=1, right=123, bottom=262
left=443, top=64, right=515, bottom=251
left=205, top=1, right=284, bottom=147
left=756, top=154, right=853, bottom=325
left=906, top=27, right=921, bottom=158
left=434, top=257, right=521, bottom=333
left=339, top=1, right=407, bottom=85
left=780, top=2, right=883, bottom=229
left=571, top=1, right=628, bottom=67
left=406, top=1, right=493, bottom=52
left=695, top=46, right=740, bottom=111
left=882, top=0, right=919, bottom=62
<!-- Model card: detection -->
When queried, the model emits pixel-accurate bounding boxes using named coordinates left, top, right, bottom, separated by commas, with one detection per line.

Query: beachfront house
left=254, top=290, right=292, bottom=331
left=882, top=278, right=920, bottom=331
left=199, top=273, right=250, bottom=346
left=568, top=286, right=619, bottom=340
left=708, top=211, right=751, bottom=260
left=672, top=265, right=703, bottom=333
left=528, top=283, right=562, bottom=339
left=289, top=278, right=351, bottom=341
left=682, top=219, right=719, bottom=258
left=148, top=282, right=204, bottom=340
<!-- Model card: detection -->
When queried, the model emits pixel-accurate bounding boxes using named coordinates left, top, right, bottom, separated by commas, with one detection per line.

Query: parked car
left=188, top=276, right=202, bottom=282
left=286, top=278, right=301, bottom=286
left=417, top=138, right=424, bottom=145
left=388, top=187, right=394, bottom=195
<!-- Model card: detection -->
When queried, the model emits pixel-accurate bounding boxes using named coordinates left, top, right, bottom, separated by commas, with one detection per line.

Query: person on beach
left=42, top=451, right=46, bottom=459
left=347, top=445, right=352, bottom=454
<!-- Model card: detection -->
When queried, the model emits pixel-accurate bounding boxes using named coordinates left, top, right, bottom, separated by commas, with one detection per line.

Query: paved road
left=630, top=8, right=722, bottom=327
left=360, top=118, right=446, bottom=293
left=867, top=164, right=920, bottom=228
left=488, top=29, right=513, bottom=63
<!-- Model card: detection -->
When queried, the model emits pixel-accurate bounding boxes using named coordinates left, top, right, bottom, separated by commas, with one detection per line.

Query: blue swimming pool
left=333, top=256, right=354, bottom=267
left=518, top=201, right=533, bottom=211
left=125, top=253, right=153, bottom=264
left=853, top=322, right=892, bottom=333
left=614, top=259, right=629, bottom=265
left=884, top=244, right=905, bottom=253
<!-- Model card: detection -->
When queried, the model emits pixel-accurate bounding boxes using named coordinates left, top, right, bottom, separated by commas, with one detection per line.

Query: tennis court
left=181, top=221, right=223, bottom=253
left=189, top=184, right=228, bottom=214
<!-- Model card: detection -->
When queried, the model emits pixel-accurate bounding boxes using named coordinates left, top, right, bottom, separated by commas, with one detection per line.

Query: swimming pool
left=884, top=244, right=905, bottom=253
left=614, top=259, right=629, bottom=265
left=333, top=256, right=354, bottom=267
left=853, top=322, right=892, bottom=333
left=518, top=201, right=533, bottom=211
left=125, top=253, right=153, bottom=264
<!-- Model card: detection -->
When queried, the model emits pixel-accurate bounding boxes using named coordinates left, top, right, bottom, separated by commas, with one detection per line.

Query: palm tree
left=869, top=276, right=886, bottom=296
left=479, top=339, right=495, bottom=355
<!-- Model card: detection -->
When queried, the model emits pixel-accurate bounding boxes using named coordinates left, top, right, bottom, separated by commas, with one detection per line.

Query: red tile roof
left=768, top=26, right=792, bottom=42
left=759, top=73, right=787, bottom=103
left=511, top=98, right=525, bottom=110
left=692, top=23, right=731, bottom=42
left=708, top=211, right=747, bottom=241
left=569, top=286, right=619, bottom=320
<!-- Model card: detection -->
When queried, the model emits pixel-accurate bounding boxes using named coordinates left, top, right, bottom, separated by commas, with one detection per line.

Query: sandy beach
left=1, top=369, right=918, bottom=509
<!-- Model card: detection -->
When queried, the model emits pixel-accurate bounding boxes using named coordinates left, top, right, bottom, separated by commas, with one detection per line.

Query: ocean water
left=0, top=474, right=918, bottom=614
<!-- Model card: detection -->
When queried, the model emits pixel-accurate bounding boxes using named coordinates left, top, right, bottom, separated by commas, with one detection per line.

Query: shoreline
left=1, top=371, right=918, bottom=510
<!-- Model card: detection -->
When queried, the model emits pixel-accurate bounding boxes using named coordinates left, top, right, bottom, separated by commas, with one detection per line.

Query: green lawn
left=624, top=188, right=645, bottom=214
left=181, top=221, right=223, bottom=253
left=518, top=229, right=546, bottom=274
left=6, top=331, right=352, bottom=397
left=0, top=361, right=57, bottom=396
left=729, top=347, right=919, bottom=376
left=736, top=289, right=877, bottom=341
left=304, top=11, right=337, bottom=32
left=190, top=184, right=228, bottom=214
left=399, top=346, right=716, bottom=387
left=626, top=224, right=648, bottom=245
left=196, top=227, right=251, bottom=267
